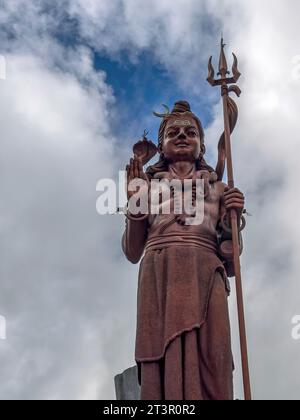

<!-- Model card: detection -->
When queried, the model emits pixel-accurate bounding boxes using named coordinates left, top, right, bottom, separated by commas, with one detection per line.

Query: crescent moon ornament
left=153, top=104, right=170, bottom=118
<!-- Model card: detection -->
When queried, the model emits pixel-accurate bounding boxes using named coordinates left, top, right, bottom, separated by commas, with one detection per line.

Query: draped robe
left=122, top=170, right=234, bottom=400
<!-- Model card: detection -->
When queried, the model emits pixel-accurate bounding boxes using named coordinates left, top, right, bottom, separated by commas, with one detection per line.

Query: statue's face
left=162, top=116, right=202, bottom=162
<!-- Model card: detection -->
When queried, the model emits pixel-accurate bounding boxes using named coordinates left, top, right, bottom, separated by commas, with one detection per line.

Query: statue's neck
left=168, top=161, right=196, bottom=178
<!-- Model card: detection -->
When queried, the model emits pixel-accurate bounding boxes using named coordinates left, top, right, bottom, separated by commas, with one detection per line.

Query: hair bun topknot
left=172, top=101, right=191, bottom=113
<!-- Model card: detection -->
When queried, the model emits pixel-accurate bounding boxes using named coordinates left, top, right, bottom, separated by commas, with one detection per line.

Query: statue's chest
left=150, top=171, right=219, bottom=210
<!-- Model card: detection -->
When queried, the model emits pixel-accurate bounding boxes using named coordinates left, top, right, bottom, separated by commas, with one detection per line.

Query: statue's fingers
left=225, top=200, right=245, bottom=209
left=125, top=165, right=130, bottom=193
left=132, top=158, right=136, bottom=178
left=129, top=158, right=134, bottom=181
left=224, top=191, right=244, bottom=197
left=224, top=192, right=244, bottom=200
left=134, top=157, right=139, bottom=179
left=225, top=197, right=244, bottom=204
left=138, top=158, right=144, bottom=179
left=138, top=158, right=142, bottom=171
left=224, top=187, right=243, bottom=196
left=125, top=165, right=130, bottom=184
left=224, top=187, right=242, bottom=193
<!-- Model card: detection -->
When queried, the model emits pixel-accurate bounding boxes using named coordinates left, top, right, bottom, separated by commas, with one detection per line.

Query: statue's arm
left=122, top=216, right=148, bottom=264
left=218, top=182, right=244, bottom=277
left=122, top=156, right=150, bottom=264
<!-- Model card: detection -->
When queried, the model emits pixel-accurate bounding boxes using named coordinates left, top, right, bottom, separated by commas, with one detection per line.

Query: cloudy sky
left=0, top=0, right=300, bottom=400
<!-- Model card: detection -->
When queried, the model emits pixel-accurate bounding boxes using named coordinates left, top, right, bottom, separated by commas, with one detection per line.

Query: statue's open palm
left=125, top=157, right=149, bottom=200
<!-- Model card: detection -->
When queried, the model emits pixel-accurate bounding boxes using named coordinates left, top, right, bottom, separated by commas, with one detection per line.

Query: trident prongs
left=207, top=37, right=241, bottom=87
left=207, top=56, right=216, bottom=86
left=218, top=38, right=230, bottom=78
left=232, top=52, right=241, bottom=83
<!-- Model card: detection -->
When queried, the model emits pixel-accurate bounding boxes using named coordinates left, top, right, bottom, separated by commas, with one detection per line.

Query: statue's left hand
left=223, top=187, right=245, bottom=216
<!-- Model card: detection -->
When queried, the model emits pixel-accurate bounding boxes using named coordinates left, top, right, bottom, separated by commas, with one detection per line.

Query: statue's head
left=159, top=101, right=205, bottom=162
left=158, top=101, right=205, bottom=163
left=147, top=101, right=212, bottom=178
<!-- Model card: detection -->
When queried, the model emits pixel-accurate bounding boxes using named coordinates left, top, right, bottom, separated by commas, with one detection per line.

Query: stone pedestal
left=114, top=366, right=141, bottom=400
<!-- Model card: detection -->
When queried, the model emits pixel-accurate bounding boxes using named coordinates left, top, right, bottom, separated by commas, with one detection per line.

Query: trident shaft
left=207, top=38, right=252, bottom=401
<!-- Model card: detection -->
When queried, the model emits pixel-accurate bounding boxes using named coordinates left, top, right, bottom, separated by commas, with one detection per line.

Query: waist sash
left=145, top=232, right=217, bottom=253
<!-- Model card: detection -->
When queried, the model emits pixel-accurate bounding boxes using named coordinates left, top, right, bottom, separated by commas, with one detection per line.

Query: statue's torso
left=145, top=170, right=225, bottom=253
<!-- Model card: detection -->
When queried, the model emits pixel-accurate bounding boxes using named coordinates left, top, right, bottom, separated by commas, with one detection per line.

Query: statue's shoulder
left=211, top=178, right=226, bottom=189
left=214, top=180, right=228, bottom=198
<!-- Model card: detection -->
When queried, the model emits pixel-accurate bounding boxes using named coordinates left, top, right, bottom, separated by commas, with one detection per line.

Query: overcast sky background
left=0, top=0, right=300, bottom=400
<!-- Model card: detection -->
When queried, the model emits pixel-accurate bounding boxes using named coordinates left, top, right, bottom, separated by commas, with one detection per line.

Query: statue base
left=114, top=366, right=141, bottom=400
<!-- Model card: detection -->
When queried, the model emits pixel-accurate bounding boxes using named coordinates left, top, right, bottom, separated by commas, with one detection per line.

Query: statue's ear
left=198, top=144, right=206, bottom=161
left=158, top=142, right=163, bottom=155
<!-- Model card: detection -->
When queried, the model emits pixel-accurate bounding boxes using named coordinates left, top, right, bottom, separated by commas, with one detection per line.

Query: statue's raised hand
left=125, top=157, right=149, bottom=200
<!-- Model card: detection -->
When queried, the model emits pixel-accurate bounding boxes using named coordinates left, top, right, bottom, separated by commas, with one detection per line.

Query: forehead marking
left=169, top=120, right=194, bottom=127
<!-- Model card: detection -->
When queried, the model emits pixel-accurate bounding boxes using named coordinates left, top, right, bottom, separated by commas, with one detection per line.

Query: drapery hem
left=136, top=323, right=205, bottom=364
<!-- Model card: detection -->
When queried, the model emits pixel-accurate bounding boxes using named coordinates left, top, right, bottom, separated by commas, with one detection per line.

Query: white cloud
left=0, top=7, right=136, bottom=399
left=0, top=50, right=129, bottom=399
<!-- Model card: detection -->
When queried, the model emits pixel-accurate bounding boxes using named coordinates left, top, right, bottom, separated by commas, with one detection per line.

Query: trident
left=207, top=39, right=252, bottom=400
